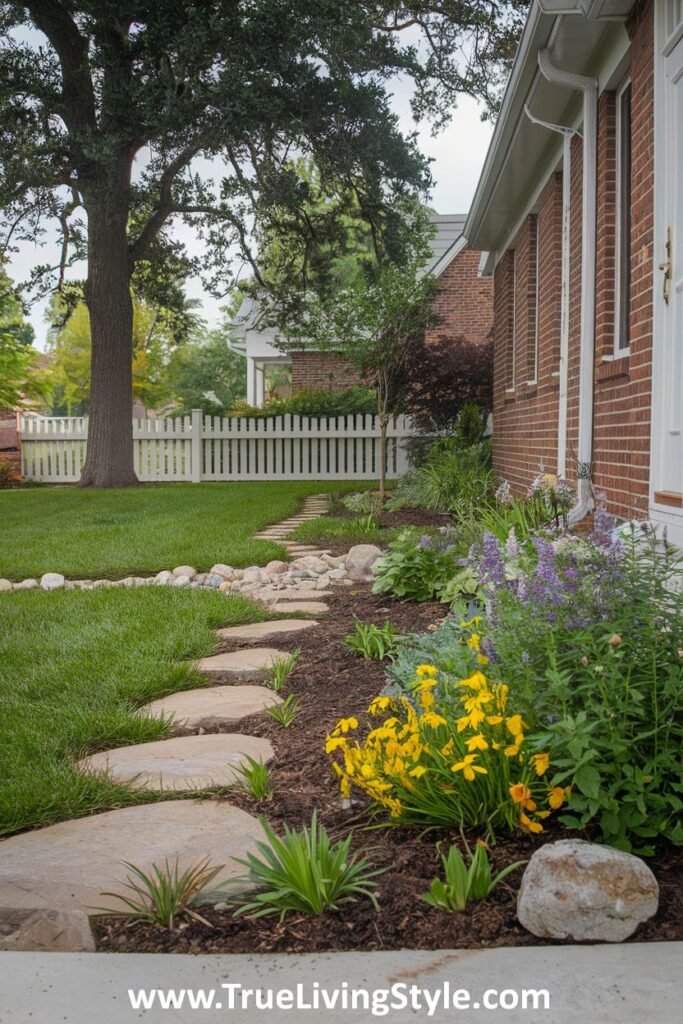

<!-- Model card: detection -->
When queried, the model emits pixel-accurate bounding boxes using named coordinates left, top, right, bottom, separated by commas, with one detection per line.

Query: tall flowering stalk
left=326, top=663, right=565, bottom=836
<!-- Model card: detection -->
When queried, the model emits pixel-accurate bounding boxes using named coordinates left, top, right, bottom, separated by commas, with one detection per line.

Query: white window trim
left=527, top=215, right=540, bottom=385
left=506, top=250, right=517, bottom=392
left=614, top=76, right=632, bottom=358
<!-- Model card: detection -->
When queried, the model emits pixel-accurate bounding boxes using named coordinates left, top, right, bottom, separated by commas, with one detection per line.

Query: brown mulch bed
left=94, top=583, right=683, bottom=955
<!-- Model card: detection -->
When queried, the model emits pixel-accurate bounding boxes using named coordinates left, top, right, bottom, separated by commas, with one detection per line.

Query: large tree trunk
left=80, top=179, right=138, bottom=488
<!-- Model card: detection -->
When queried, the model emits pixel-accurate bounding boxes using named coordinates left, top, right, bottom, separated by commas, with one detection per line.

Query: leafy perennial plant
left=326, top=651, right=567, bottom=838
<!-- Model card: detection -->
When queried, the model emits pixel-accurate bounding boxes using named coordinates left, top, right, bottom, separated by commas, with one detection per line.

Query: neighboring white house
left=229, top=214, right=471, bottom=407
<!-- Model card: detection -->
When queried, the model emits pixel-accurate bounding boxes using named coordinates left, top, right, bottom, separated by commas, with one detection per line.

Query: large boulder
left=291, top=555, right=328, bottom=575
left=345, top=544, right=383, bottom=582
left=517, top=839, right=659, bottom=942
left=0, top=579, right=12, bottom=592
left=172, top=565, right=197, bottom=580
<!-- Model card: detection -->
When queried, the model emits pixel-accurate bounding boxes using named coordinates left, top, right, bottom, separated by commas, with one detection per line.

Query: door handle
left=659, top=225, right=672, bottom=305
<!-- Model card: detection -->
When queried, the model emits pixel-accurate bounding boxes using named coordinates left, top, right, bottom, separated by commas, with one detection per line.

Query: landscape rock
left=291, top=555, right=328, bottom=574
left=204, top=573, right=223, bottom=589
left=141, top=684, right=282, bottom=731
left=0, top=907, right=95, bottom=953
left=171, top=574, right=191, bottom=588
left=40, top=572, right=65, bottom=591
left=0, top=579, right=12, bottom=592
left=328, top=568, right=347, bottom=580
left=265, top=560, right=288, bottom=575
left=216, top=619, right=319, bottom=644
left=210, top=564, right=234, bottom=579
left=197, top=647, right=291, bottom=679
left=172, top=565, right=197, bottom=580
left=345, top=544, right=383, bottom=581
left=154, top=570, right=173, bottom=585
left=517, top=839, right=659, bottom=942
left=322, top=554, right=346, bottom=569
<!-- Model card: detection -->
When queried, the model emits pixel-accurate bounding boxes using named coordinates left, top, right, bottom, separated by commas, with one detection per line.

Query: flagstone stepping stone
left=216, top=619, right=319, bottom=644
left=260, top=589, right=332, bottom=603
left=197, top=647, right=291, bottom=678
left=78, top=734, right=273, bottom=791
left=0, top=801, right=263, bottom=918
left=141, top=685, right=282, bottom=731
left=269, top=600, right=329, bottom=615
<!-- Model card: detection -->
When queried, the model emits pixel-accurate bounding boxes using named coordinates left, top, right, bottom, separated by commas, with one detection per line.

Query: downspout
left=523, top=106, right=575, bottom=478
left=537, top=46, right=598, bottom=522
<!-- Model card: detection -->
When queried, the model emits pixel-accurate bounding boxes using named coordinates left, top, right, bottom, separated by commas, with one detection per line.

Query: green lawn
left=0, top=481, right=370, bottom=580
left=0, top=587, right=267, bottom=835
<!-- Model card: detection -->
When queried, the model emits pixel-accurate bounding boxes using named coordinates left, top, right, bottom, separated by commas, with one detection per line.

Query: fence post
left=191, top=408, right=202, bottom=483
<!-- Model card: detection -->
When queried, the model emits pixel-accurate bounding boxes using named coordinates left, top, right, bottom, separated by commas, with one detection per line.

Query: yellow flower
left=459, top=671, right=488, bottom=692
left=409, top=765, right=427, bottom=778
left=440, top=739, right=454, bottom=757
left=505, top=714, right=525, bottom=737
left=487, top=715, right=504, bottom=726
left=549, top=785, right=568, bottom=810
left=504, top=739, right=524, bottom=757
left=509, top=782, right=532, bottom=805
left=519, top=812, right=544, bottom=834
left=339, top=775, right=351, bottom=799
left=531, top=752, right=550, bottom=776
left=460, top=615, right=483, bottom=628
left=466, top=733, right=489, bottom=752
left=467, top=633, right=481, bottom=652
left=336, top=717, right=359, bottom=734
left=325, top=735, right=348, bottom=754
left=451, top=754, right=488, bottom=782
left=419, top=688, right=435, bottom=711
left=416, top=664, right=438, bottom=677
left=368, top=696, right=392, bottom=716
left=420, top=711, right=447, bottom=729
left=493, top=684, right=509, bottom=711
left=476, top=653, right=490, bottom=666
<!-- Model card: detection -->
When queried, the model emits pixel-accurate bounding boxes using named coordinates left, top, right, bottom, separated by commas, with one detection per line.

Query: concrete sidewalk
left=0, top=943, right=680, bottom=1023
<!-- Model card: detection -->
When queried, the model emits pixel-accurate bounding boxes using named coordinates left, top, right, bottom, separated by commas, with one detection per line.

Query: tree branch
left=128, top=142, right=204, bottom=261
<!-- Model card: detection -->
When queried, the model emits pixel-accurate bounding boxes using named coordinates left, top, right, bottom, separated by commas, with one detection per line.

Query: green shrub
left=392, top=438, right=493, bottom=520
left=229, top=813, right=382, bottom=918
left=341, top=491, right=384, bottom=517
left=372, top=529, right=460, bottom=602
left=231, top=386, right=376, bottom=419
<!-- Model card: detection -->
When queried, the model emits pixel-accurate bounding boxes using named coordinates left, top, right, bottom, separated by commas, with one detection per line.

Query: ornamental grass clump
left=326, top=657, right=565, bottom=837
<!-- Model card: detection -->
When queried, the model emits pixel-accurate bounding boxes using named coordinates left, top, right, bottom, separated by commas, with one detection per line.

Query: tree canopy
left=0, top=0, right=527, bottom=484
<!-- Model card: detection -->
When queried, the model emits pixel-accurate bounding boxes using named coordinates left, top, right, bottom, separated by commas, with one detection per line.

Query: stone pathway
left=0, top=495, right=341, bottom=951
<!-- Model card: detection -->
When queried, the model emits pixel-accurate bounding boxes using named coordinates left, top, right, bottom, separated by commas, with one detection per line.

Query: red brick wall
left=492, top=174, right=563, bottom=491
left=426, top=247, right=494, bottom=346
left=291, top=351, right=362, bottom=393
left=492, top=0, right=655, bottom=519
left=592, top=0, right=654, bottom=519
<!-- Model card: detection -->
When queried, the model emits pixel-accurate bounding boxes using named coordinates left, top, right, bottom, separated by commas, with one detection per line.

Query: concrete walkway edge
left=0, top=943, right=679, bottom=1023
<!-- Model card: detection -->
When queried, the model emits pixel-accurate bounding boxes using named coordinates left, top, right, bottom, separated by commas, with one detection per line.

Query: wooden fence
left=19, top=411, right=415, bottom=483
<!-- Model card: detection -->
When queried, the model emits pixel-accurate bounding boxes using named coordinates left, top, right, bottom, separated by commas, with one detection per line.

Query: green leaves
left=265, top=693, right=301, bottom=728
left=228, top=812, right=383, bottom=919
left=97, top=857, right=225, bottom=929
left=372, top=529, right=458, bottom=602
left=344, top=620, right=400, bottom=661
left=423, top=841, right=526, bottom=913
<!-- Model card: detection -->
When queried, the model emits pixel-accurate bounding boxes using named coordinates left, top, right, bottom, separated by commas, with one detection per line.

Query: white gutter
left=522, top=106, right=578, bottom=478
left=537, top=46, right=598, bottom=520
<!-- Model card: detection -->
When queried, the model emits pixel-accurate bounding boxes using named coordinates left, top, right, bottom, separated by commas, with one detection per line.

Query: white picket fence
left=19, top=411, right=415, bottom=483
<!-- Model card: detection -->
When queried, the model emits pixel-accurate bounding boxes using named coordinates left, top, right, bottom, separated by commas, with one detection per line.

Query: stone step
left=197, top=647, right=291, bottom=678
left=140, top=685, right=282, bottom=731
left=216, top=619, right=319, bottom=644
left=269, top=600, right=329, bottom=615
left=259, top=589, right=332, bottom=603
left=78, top=734, right=274, bottom=792
left=0, top=800, right=264, bottom=920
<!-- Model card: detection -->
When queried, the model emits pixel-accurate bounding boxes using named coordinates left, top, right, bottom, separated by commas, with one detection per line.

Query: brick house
left=231, top=214, right=493, bottom=406
left=466, top=0, right=683, bottom=545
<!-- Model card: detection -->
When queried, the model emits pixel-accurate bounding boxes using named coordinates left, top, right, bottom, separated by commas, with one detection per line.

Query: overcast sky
left=7, top=80, right=493, bottom=349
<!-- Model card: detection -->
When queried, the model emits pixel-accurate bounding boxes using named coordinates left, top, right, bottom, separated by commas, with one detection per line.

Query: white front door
left=652, top=5, right=683, bottom=541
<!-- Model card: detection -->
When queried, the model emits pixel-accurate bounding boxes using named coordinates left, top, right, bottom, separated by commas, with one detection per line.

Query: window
left=506, top=250, right=516, bottom=391
left=615, top=80, right=632, bottom=353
